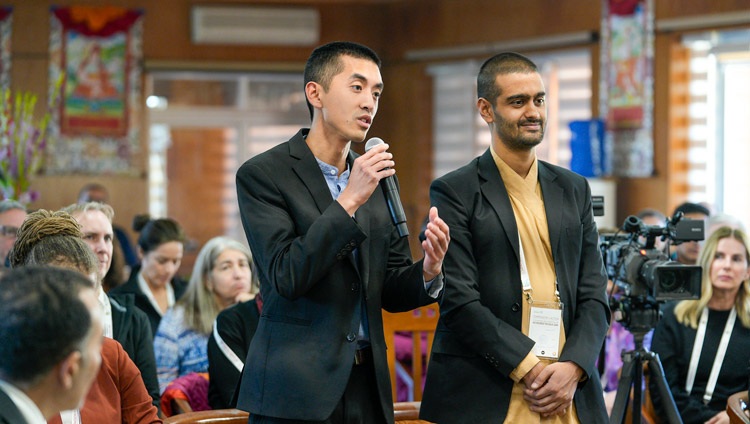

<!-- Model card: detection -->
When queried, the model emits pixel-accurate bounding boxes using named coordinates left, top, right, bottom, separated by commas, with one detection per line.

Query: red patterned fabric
left=609, top=0, right=640, bottom=15
left=160, top=372, right=210, bottom=417
left=51, top=6, right=142, bottom=36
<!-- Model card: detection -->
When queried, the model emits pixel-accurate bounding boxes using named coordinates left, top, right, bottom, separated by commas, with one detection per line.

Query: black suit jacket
left=234, top=129, right=437, bottom=422
left=207, top=298, right=261, bottom=409
left=0, top=386, right=30, bottom=424
left=108, top=292, right=160, bottom=409
left=420, top=150, right=610, bottom=423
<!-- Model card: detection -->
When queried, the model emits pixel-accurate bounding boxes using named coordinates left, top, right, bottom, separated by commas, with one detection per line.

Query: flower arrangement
left=0, top=87, right=55, bottom=204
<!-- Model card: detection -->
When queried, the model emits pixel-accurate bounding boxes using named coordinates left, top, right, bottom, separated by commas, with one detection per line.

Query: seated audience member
left=62, top=202, right=160, bottom=409
left=637, top=207, right=668, bottom=250
left=650, top=226, right=750, bottom=424
left=0, top=199, right=27, bottom=269
left=78, top=182, right=139, bottom=270
left=8, top=209, right=161, bottom=423
left=155, top=236, right=255, bottom=393
left=207, top=264, right=261, bottom=409
left=0, top=266, right=102, bottom=423
left=671, top=202, right=711, bottom=265
left=111, top=215, right=188, bottom=336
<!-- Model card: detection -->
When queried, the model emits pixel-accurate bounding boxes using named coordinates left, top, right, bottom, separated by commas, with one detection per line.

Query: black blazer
left=109, top=268, right=188, bottom=337
left=420, top=150, right=611, bottom=423
left=0, top=385, right=30, bottom=424
left=108, top=292, right=160, bottom=408
left=207, top=298, right=261, bottom=409
left=234, top=129, right=437, bottom=423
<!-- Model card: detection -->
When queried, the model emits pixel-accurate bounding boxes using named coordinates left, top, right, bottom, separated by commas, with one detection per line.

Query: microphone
left=365, top=137, right=409, bottom=238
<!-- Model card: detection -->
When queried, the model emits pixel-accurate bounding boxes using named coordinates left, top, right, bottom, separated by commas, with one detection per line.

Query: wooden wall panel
left=5, top=0, right=750, bottom=247
left=166, top=128, right=228, bottom=277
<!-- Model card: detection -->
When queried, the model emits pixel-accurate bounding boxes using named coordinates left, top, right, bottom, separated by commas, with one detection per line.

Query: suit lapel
left=0, top=387, right=28, bottom=424
left=477, top=150, right=520, bottom=262
left=289, top=132, right=335, bottom=215
left=538, top=162, right=563, bottom=258
left=289, top=133, right=362, bottom=276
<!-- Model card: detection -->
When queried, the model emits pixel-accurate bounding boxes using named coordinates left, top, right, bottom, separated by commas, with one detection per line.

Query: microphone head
left=365, top=137, right=385, bottom=152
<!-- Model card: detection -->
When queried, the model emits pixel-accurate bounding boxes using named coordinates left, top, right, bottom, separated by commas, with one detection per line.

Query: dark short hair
left=477, top=51, right=538, bottom=103
left=0, top=266, right=95, bottom=385
left=133, top=214, right=186, bottom=254
left=672, top=202, right=710, bottom=218
left=303, top=41, right=381, bottom=119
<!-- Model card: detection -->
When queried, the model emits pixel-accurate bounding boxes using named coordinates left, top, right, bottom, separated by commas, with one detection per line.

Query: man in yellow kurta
left=421, top=52, right=610, bottom=423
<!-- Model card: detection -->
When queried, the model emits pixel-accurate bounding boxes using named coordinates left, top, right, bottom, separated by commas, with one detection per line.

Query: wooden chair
left=163, top=409, right=249, bottom=424
left=394, top=401, right=432, bottom=424
left=728, top=391, right=750, bottom=424
left=382, top=304, right=439, bottom=402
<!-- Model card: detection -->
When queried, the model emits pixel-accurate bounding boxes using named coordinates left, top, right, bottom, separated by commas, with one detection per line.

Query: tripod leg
left=646, top=353, right=684, bottom=424
left=610, top=352, right=637, bottom=424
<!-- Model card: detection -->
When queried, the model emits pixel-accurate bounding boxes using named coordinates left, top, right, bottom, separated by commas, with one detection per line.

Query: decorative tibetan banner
left=0, top=7, right=11, bottom=93
left=48, top=6, right=143, bottom=174
left=600, top=0, right=654, bottom=177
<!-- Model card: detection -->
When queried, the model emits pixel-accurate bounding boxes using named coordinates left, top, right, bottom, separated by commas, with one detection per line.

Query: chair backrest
left=163, top=409, right=249, bottom=424
left=382, top=304, right=439, bottom=402
left=727, top=390, right=750, bottom=424
left=394, top=401, right=432, bottom=424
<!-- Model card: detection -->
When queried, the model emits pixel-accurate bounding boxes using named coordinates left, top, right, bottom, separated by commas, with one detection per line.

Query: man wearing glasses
left=0, top=200, right=27, bottom=269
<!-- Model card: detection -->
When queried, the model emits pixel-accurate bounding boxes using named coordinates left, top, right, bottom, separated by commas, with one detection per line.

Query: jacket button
left=511, top=303, right=520, bottom=312
left=346, top=333, right=356, bottom=342
left=351, top=283, right=359, bottom=291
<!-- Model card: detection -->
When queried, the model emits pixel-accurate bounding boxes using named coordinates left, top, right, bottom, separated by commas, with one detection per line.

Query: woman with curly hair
left=10, top=209, right=160, bottom=423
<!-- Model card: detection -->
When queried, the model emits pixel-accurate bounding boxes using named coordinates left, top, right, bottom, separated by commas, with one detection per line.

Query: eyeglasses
left=0, top=226, right=19, bottom=238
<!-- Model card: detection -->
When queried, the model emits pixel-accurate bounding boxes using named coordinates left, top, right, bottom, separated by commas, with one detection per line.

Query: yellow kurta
left=491, top=148, right=579, bottom=424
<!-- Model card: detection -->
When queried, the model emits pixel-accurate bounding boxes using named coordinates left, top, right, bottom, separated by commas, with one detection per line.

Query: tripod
left=609, top=331, right=683, bottom=424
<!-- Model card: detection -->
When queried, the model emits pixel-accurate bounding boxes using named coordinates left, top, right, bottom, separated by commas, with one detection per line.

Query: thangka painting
left=600, top=0, right=654, bottom=177
left=0, top=7, right=11, bottom=93
left=48, top=6, right=143, bottom=175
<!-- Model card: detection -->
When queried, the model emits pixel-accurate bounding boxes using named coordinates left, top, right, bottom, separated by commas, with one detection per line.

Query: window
left=146, top=71, right=309, bottom=248
left=680, top=29, right=750, bottom=224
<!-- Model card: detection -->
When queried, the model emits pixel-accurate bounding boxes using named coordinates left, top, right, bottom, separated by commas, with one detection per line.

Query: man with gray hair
left=0, top=199, right=27, bottom=269
left=0, top=266, right=103, bottom=423
left=61, top=202, right=160, bottom=409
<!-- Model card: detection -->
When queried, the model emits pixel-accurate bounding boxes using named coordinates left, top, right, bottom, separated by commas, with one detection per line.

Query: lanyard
left=685, top=307, right=736, bottom=404
left=212, top=322, right=245, bottom=372
left=518, top=234, right=560, bottom=301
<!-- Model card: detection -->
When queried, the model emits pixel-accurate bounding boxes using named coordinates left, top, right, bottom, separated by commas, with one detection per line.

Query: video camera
left=598, top=207, right=704, bottom=334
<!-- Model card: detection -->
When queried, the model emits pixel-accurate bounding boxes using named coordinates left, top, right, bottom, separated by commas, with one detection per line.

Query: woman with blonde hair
left=154, top=236, right=256, bottom=393
left=650, top=226, right=750, bottom=424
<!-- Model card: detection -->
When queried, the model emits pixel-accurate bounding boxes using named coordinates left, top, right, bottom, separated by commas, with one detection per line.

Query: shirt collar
left=97, top=288, right=113, bottom=339
left=315, top=157, right=350, bottom=200
left=137, top=271, right=175, bottom=316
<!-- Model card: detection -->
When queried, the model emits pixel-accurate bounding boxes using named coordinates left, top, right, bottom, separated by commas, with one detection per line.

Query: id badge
left=527, top=300, right=563, bottom=359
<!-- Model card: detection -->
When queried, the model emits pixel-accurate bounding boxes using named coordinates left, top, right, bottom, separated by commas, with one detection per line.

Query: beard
left=494, top=113, right=545, bottom=152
